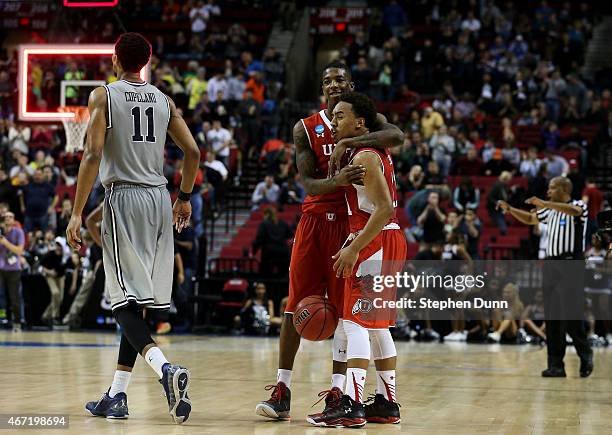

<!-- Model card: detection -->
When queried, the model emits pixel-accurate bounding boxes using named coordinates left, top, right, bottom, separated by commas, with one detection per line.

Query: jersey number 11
left=131, top=106, right=156, bottom=143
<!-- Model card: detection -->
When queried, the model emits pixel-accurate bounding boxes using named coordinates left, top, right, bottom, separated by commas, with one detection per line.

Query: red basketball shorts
left=343, top=229, right=408, bottom=329
left=285, top=212, right=349, bottom=315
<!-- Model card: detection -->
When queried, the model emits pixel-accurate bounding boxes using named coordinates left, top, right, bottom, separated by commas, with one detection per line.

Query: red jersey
left=300, top=110, right=347, bottom=216
left=345, top=148, right=399, bottom=233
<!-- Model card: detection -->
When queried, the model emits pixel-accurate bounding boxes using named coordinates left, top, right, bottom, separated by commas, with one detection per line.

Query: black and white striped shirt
left=536, top=199, right=588, bottom=258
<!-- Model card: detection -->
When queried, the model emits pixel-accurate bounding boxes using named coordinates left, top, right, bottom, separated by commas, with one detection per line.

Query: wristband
left=178, top=190, right=192, bottom=201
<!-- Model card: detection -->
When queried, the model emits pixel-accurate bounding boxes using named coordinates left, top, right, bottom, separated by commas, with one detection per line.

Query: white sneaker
left=566, top=334, right=573, bottom=344
left=606, top=333, right=612, bottom=343
left=444, top=331, right=459, bottom=341
left=488, top=332, right=501, bottom=342
left=459, top=330, right=468, bottom=341
left=426, top=329, right=440, bottom=339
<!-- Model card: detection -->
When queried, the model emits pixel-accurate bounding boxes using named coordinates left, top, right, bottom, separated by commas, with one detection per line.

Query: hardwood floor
left=0, top=331, right=610, bottom=434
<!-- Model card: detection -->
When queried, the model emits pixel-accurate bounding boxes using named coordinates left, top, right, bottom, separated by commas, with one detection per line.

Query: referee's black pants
left=542, top=257, right=592, bottom=368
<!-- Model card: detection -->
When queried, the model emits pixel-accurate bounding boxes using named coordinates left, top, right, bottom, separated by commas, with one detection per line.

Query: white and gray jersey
left=100, top=79, right=171, bottom=187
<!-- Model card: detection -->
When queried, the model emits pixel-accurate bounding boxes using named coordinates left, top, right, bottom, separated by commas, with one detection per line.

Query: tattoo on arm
left=294, top=121, right=336, bottom=195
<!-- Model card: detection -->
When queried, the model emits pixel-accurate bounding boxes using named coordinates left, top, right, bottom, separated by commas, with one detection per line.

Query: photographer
left=0, top=211, right=25, bottom=332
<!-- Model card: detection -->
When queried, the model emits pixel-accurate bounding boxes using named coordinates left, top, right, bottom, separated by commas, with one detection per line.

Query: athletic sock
left=331, top=373, right=346, bottom=391
left=144, top=347, right=169, bottom=379
left=345, top=368, right=367, bottom=403
left=108, top=370, right=132, bottom=398
left=376, top=370, right=396, bottom=402
left=277, top=369, right=292, bottom=388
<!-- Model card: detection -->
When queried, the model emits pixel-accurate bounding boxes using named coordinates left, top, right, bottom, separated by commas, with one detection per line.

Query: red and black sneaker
left=307, top=394, right=366, bottom=428
left=364, top=394, right=401, bottom=424
left=306, top=386, right=343, bottom=422
left=255, top=382, right=291, bottom=420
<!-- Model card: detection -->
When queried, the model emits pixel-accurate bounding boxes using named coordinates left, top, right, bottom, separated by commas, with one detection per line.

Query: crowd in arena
left=0, top=0, right=610, bottom=343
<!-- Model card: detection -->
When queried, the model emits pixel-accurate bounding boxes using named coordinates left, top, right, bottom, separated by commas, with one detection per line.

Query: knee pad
left=332, top=321, right=348, bottom=362
left=370, top=329, right=397, bottom=360
left=343, top=320, right=371, bottom=360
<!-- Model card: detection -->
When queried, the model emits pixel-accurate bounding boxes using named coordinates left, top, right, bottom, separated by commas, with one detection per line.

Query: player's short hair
left=114, top=33, right=151, bottom=73
left=338, top=92, right=377, bottom=130
left=322, top=60, right=351, bottom=79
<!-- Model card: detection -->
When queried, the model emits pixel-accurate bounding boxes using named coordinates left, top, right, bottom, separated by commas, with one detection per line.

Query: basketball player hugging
left=307, top=92, right=407, bottom=427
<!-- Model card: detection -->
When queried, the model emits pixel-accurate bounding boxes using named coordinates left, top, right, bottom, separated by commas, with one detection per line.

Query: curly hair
left=114, top=32, right=151, bottom=73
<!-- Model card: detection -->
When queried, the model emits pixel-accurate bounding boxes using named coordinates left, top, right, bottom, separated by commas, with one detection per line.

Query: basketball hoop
left=58, top=106, right=90, bottom=152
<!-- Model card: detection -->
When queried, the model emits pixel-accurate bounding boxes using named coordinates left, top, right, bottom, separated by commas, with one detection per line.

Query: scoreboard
left=63, top=0, right=118, bottom=7
left=310, top=7, right=369, bottom=35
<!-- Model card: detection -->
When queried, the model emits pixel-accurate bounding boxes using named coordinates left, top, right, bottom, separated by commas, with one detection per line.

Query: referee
left=497, top=176, right=593, bottom=378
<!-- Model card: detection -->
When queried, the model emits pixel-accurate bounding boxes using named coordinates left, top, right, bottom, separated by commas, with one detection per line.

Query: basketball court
left=1, top=330, right=610, bottom=434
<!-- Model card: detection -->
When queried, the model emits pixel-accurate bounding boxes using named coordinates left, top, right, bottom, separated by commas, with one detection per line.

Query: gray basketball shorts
left=101, top=183, right=174, bottom=312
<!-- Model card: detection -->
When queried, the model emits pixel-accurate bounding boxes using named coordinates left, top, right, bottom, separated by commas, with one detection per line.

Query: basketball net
left=58, top=106, right=89, bottom=153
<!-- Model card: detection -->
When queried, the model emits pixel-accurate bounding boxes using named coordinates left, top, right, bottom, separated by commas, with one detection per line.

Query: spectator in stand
left=461, top=10, right=481, bottom=34
left=9, top=153, right=33, bottom=183
left=19, top=169, right=58, bottom=232
left=382, top=0, right=408, bottom=37
left=40, top=237, right=67, bottom=327
left=453, top=177, right=480, bottom=213
left=542, top=149, right=569, bottom=177
left=186, top=67, right=207, bottom=113
left=204, top=150, right=228, bottom=183
left=424, top=160, right=445, bottom=186
left=542, top=122, right=560, bottom=150
left=455, top=147, right=485, bottom=176
left=519, top=147, right=542, bottom=178
left=0, top=210, right=25, bottom=332
left=352, top=57, right=373, bottom=94
left=279, top=176, right=305, bottom=207
left=238, top=89, right=262, bottom=155
left=429, top=125, right=455, bottom=177
left=226, top=69, right=247, bottom=106
left=192, top=94, right=211, bottom=126
left=417, top=191, right=447, bottom=246
left=421, top=107, right=445, bottom=140
left=244, top=71, right=265, bottom=104
left=29, top=150, right=46, bottom=171
left=206, top=119, right=232, bottom=167
left=55, top=198, right=73, bottom=237
left=405, top=164, right=425, bottom=192
left=487, top=171, right=512, bottom=235
left=189, top=1, right=211, bottom=42
left=458, top=208, right=481, bottom=259
left=251, top=175, right=280, bottom=211
left=260, top=138, right=285, bottom=175
left=542, top=69, right=566, bottom=123
left=501, top=138, right=521, bottom=168
left=582, top=178, right=604, bottom=241
left=252, top=207, right=293, bottom=277
left=207, top=70, right=228, bottom=103
left=210, top=90, right=230, bottom=126
left=8, top=123, right=30, bottom=155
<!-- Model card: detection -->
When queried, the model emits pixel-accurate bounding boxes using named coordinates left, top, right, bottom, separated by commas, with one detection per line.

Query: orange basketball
left=293, top=295, right=339, bottom=341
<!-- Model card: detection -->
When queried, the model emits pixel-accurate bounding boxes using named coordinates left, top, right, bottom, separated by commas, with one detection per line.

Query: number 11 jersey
left=100, top=79, right=171, bottom=188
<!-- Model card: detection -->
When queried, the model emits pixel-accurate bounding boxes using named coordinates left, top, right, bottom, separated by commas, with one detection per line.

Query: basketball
left=293, top=296, right=338, bottom=341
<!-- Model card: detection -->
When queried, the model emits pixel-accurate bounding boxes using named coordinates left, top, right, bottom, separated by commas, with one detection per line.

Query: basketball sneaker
left=364, top=394, right=401, bottom=424
left=306, top=394, right=366, bottom=428
left=85, top=390, right=129, bottom=419
left=159, top=363, right=192, bottom=424
left=306, top=386, right=343, bottom=422
left=255, top=382, right=291, bottom=420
